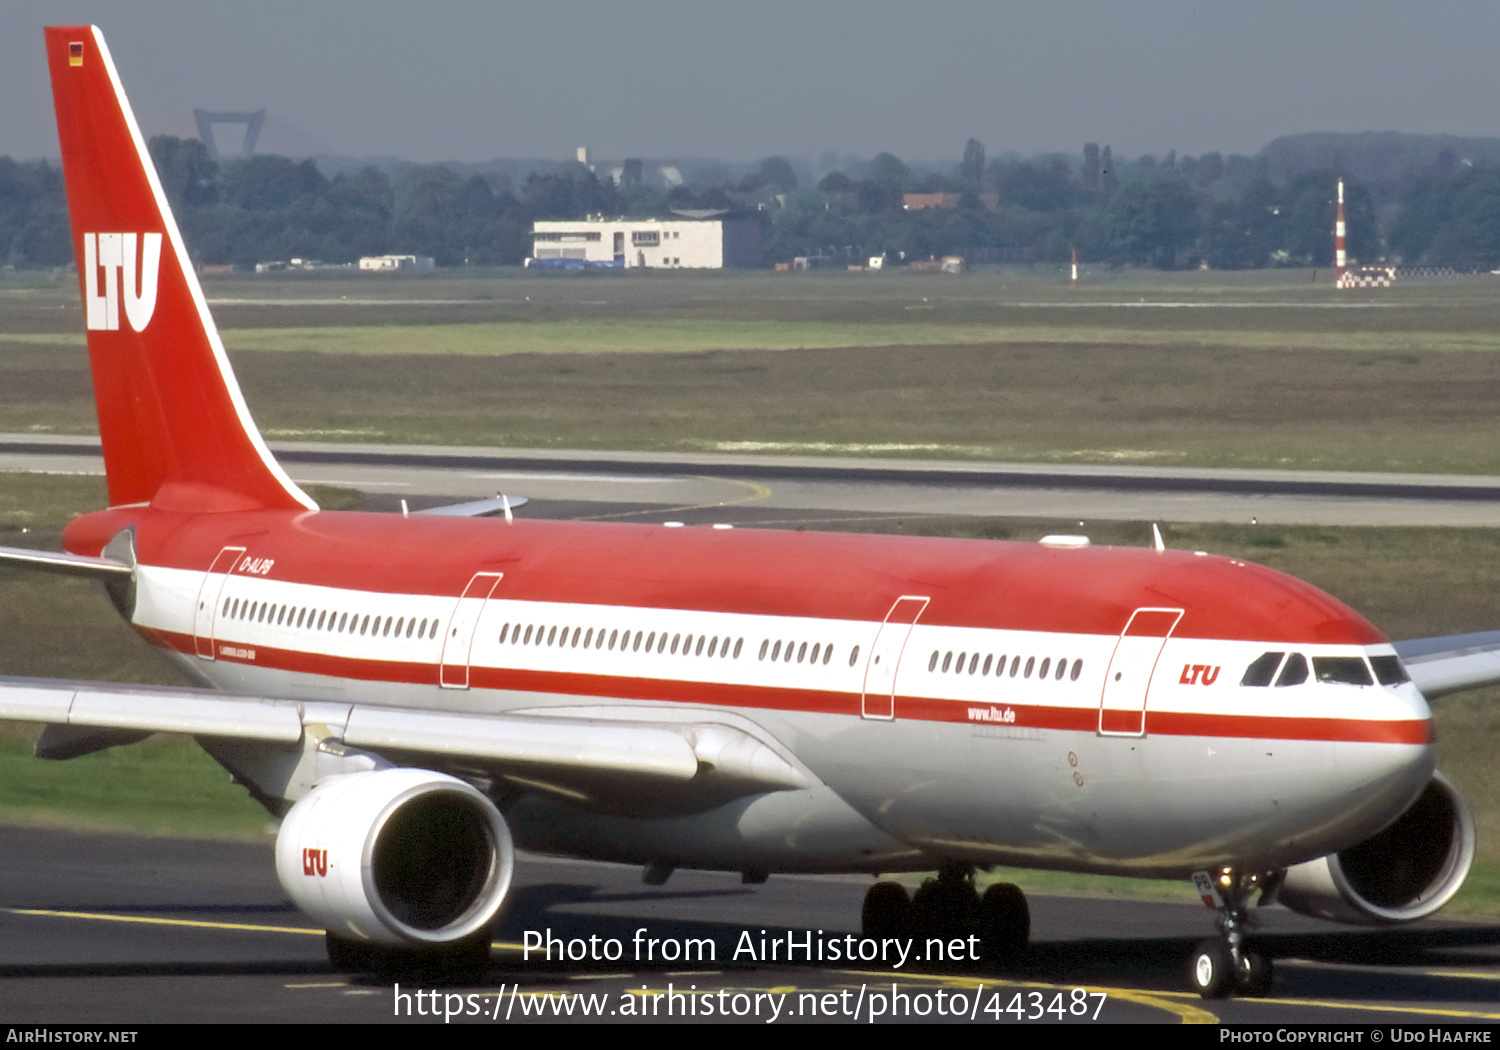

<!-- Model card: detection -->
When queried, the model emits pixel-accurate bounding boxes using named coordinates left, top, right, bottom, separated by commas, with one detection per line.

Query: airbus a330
left=3, top=26, right=1494, bottom=999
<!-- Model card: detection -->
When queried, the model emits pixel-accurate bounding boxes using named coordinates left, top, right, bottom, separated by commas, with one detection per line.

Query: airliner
left=2, top=26, right=1494, bottom=1000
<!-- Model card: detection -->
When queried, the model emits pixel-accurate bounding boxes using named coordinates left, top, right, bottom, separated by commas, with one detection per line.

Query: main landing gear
left=862, top=864, right=1030, bottom=966
left=1188, top=868, right=1275, bottom=999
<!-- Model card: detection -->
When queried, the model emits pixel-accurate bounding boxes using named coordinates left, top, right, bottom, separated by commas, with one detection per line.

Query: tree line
left=2, top=134, right=1499, bottom=271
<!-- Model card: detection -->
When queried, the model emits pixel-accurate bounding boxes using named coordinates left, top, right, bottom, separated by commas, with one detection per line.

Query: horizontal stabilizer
left=0, top=545, right=132, bottom=580
left=416, top=495, right=529, bottom=518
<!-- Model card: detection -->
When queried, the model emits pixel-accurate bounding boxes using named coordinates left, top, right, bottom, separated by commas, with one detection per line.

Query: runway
left=7, top=433, right=1500, bottom=527
left=2, top=826, right=1498, bottom=1025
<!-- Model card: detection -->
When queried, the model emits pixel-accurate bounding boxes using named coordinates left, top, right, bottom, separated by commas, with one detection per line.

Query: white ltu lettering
left=84, top=231, right=162, bottom=332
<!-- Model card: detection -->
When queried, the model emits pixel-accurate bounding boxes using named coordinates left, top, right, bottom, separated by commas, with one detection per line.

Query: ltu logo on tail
left=84, top=232, right=162, bottom=331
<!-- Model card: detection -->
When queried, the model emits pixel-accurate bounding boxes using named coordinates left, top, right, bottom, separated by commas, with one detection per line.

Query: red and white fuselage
left=63, top=501, right=1435, bottom=879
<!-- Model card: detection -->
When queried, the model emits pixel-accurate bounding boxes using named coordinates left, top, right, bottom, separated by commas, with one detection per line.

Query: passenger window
left=1070, top=660, right=1082, bottom=681
left=929, top=651, right=939, bottom=672
left=1024, top=657, right=1035, bottom=678
left=849, top=645, right=860, bottom=666
left=1038, top=657, right=1050, bottom=679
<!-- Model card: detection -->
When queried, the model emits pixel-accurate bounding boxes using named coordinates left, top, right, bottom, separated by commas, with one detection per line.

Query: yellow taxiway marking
left=9, top=907, right=324, bottom=936
left=286, top=982, right=348, bottom=989
left=1245, top=998, right=1500, bottom=1022
left=839, top=970, right=1216, bottom=1024
left=9, top=912, right=536, bottom=955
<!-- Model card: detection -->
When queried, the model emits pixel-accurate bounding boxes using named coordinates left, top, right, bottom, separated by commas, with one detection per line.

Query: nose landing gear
left=1189, top=868, right=1275, bottom=999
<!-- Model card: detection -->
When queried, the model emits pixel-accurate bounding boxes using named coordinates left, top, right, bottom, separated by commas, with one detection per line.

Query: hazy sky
left=5, top=1, right=1499, bottom=167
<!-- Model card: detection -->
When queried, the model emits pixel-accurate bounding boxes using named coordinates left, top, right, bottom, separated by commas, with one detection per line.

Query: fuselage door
left=1098, top=606, right=1183, bottom=737
left=193, top=546, right=246, bottom=659
left=440, top=571, right=504, bottom=689
left=861, top=595, right=930, bottom=720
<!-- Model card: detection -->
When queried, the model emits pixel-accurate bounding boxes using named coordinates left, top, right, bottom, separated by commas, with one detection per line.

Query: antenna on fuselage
left=1151, top=523, right=1166, bottom=551
left=501, top=493, right=513, bottom=525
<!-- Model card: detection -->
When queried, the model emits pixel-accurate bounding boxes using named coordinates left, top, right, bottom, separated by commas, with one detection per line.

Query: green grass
left=8, top=266, right=1500, bottom=472
left=0, top=731, right=272, bottom=839
left=9, top=336, right=1500, bottom=473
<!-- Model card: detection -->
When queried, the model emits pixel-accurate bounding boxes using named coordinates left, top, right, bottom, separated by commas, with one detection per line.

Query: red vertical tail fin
left=46, top=26, right=315, bottom=513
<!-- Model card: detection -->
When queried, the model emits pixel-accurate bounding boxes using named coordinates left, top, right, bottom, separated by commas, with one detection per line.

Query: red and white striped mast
left=1334, top=178, right=1347, bottom=283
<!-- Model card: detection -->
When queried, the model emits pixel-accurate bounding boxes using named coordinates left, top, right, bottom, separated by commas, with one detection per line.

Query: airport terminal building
left=530, top=217, right=760, bottom=269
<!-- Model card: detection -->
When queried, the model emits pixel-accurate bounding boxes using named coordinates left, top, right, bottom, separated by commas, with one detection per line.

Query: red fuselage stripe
left=146, top=629, right=1431, bottom=746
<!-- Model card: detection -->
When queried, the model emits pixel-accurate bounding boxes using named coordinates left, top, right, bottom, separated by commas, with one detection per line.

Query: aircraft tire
left=912, top=876, right=979, bottom=944
left=976, top=882, right=1030, bottom=963
left=861, top=881, right=912, bottom=941
left=1189, top=939, right=1234, bottom=999
left=1235, top=950, right=1273, bottom=998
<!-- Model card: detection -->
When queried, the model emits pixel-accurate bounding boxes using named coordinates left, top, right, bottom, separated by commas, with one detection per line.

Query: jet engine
left=275, top=768, right=514, bottom=946
left=1279, top=772, right=1474, bottom=925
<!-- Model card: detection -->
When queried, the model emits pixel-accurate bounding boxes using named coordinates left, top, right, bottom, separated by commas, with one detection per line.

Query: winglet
left=45, top=27, right=315, bottom=513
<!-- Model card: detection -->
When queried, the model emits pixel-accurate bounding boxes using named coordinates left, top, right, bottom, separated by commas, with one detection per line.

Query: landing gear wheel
left=976, top=882, right=1030, bottom=963
left=1235, top=950, right=1273, bottom=998
left=1190, top=939, right=1233, bottom=999
left=862, top=881, right=912, bottom=941
left=912, top=875, right=978, bottom=944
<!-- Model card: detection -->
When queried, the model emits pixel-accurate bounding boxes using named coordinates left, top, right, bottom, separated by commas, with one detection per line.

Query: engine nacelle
left=1279, top=772, right=1474, bottom=925
left=275, top=768, right=514, bottom=947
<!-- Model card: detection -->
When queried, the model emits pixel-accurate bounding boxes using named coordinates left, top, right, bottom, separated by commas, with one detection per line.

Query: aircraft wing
left=0, top=676, right=809, bottom=806
left=1394, top=631, right=1500, bottom=699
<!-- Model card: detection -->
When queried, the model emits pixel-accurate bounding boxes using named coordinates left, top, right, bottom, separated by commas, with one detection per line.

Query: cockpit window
left=1240, top=651, right=1285, bottom=687
left=1369, top=655, right=1410, bottom=686
left=1314, top=656, right=1374, bottom=686
left=1274, top=653, right=1309, bottom=687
